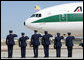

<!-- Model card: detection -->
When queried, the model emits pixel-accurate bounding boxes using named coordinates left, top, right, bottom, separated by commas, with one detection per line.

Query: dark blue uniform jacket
left=19, top=36, right=29, bottom=47
left=66, top=36, right=75, bottom=47
left=6, top=34, right=17, bottom=45
left=54, top=36, right=64, bottom=47
left=42, top=34, right=53, bottom=46
left=31, top=34, right=42, bottom=46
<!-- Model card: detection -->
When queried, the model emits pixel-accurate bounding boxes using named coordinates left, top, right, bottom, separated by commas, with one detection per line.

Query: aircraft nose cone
left=24, top=21, right=25, bottom=26
left=24, top=20, right=32, bottom=28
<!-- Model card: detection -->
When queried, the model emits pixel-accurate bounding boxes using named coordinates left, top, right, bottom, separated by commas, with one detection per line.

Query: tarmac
left=1, top=45, right=83, bottom=59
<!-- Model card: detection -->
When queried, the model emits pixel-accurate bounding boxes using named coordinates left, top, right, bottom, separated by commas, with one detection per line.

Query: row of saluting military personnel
left=6, top=30, right=75, bottom=58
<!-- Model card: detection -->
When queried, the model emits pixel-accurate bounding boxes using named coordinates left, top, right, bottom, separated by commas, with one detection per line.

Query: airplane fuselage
left=24, top=2, right=83, bottom=36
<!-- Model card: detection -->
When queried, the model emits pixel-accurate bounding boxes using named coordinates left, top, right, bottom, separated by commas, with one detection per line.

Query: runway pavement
left=1, top=47, right=83, bottom=59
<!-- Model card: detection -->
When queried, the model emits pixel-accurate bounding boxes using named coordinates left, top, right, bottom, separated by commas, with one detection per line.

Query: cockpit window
left=31, top=14, right=41, bottom=17
left=31, top=14, right=35, bottom=17
left=39, top=14, right=41, bottom=17
left=36, top=14, right=39, bottom=17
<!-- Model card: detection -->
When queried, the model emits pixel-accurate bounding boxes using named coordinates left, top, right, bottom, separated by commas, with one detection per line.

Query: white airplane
left=24, top=2, right=83, bottom=37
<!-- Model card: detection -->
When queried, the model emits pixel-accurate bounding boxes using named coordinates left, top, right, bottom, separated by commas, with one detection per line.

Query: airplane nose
left=24, top=21, right=25, bottom=26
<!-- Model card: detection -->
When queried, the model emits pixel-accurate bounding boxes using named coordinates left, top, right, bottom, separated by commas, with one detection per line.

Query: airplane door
left=60, top=14, right=67, bottom=22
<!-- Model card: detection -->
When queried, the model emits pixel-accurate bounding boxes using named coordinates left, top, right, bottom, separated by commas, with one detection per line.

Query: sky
left=1, top=1, right=82, bottom=39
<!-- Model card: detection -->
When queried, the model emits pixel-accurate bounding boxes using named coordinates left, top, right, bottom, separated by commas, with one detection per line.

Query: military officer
left=31, top=30, right=42, bottom=58
left=66, top=32, right=75, bottom=57
left=42, top=31, right=53, bottom=57
left=6, top=30, right=18, bottom=58
left=54, top=33, right=64, bottom=57
left=19, top=33, right=29, bottom=58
